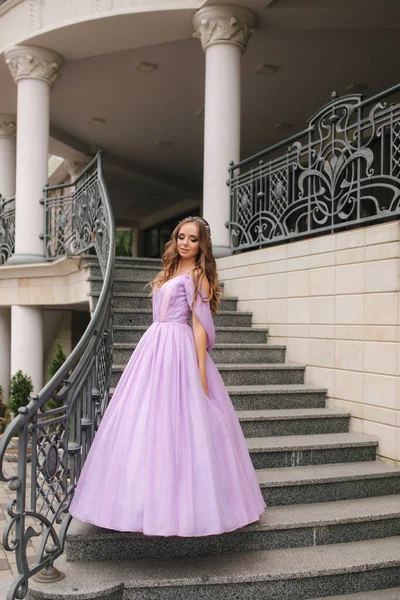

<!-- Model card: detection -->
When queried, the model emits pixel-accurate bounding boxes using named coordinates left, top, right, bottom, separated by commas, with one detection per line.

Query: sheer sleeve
left=184, top=274, right=216, bottom=351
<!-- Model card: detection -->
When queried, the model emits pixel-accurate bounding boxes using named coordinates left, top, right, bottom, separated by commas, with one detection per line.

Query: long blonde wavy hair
left=150, top=216, right=222, bottom=315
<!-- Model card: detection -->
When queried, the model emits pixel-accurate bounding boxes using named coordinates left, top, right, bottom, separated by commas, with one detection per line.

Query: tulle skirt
left=69, top=321, right=266, bottom=536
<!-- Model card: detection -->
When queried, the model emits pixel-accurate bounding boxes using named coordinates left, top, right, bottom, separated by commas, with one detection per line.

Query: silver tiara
left=180, top=216, right=211, bottom=233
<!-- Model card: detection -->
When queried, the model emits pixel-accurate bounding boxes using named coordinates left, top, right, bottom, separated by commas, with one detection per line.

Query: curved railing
left=227, top=83, right=400, bottom=252
left=0, top=152, right=115, bottom=600
left=0, top=195, right=15, bottom=265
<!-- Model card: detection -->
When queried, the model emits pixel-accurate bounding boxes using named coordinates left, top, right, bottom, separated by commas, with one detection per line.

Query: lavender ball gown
left=69, top=273, right=266, bottom=536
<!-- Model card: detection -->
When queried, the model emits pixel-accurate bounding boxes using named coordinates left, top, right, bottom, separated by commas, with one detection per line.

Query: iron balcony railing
left=227, top=84, right=400, bottom=252
left=0, top=152, right=115, bottom=600
left=0, top=196, right=15, bottom=265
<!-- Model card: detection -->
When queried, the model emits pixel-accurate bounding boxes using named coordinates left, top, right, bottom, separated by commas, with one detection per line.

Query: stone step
left=112, top=343, right=284, bottom=366
left=65, top=495, right=400, bottom=563
left=237, top=408, right=349, bottom=437
left=112, top=325, right=268, bottom=344
left=248, top=432, right=377, bottom=470
left=90, top=292, right=238, bottom=312
left=114, top=256, right=161, bottom=267
left=84, top=255, right=161, bottom=268
left=90, top=264, right=161, bottom=280
left=0, top=579, right=11, bottom=599
left=28, top=537, right=400, bottom=600
left=228, top=384, right=327, bottom=410
left=108, top=383, right=327, bottom=411
left=112, top=308, right=252, bottom=327
left=90, top=276, right=150, bottom=293
left=259, top=461, right=400, bottom=506
left=215, top=363, right=305, bottom=386
left=89, top=276, right=225, bottom=294
left=308, top=587, right=400, bottom=600
left=110, top=362, right=305, bottom=388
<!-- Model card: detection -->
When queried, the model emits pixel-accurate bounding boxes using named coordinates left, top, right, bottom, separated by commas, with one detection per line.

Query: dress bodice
left=152, top=273, right=215, bottom=351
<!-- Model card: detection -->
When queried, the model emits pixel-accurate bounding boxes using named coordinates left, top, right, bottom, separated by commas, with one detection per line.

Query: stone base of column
left=7, top=253, right=46, bottom=265
left=212, top=244, right=232, bottom=258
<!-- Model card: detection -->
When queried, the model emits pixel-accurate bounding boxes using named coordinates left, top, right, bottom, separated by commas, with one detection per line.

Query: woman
left=69, top=216, right=266, bottom=536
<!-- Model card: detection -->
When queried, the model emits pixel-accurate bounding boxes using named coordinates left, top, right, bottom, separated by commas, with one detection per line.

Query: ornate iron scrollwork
left=227, top=87, right=400, bottom=252
left=0, top=196, right=15, bottom=265
left=0, top=153, right=115, bottom=599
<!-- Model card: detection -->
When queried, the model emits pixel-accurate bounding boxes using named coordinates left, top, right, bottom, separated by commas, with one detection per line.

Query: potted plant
left=8, top=370, right=34, bottom=417
left=0, top=406, right=12, bottom=435
left=5, top=370, right=34, bottom=462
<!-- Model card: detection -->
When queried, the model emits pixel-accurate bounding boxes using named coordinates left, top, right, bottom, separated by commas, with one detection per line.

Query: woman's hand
left=193, top=313, right=209, bottom=398
left=199, top=364, right=209, bottom=397
left=192, top=274, right=211, bottom=399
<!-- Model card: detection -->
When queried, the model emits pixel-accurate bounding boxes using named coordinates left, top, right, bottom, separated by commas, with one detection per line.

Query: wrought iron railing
left=227, top=84, right=400, bottom=252
left=0, top=152, right=115, bottom=600
left=43, top=160, right=108, bottom=263
left=0, top=196, right=15, bottom=265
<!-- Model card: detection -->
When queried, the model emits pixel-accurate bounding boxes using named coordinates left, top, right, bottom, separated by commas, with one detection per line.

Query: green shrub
left=0, top=385, right=6, bottom=421
left=47, top=342, right=67, bottom=411
left=8, top=371, right=34, bottom=416
left=49, top=342, right=67, bottom=381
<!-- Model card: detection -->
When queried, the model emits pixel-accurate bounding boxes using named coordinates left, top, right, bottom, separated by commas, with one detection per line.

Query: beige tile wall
left=0, top=257, right=90, bottom=393
left=217, top=222, right=400, bottom=463
left=0, top=257, right=90, bottom=307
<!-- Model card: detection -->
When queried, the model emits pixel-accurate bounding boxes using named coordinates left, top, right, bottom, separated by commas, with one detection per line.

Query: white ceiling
left=0, top=0, right=400, bottom=225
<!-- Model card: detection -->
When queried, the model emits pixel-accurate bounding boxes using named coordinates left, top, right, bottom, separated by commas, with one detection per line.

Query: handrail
left=356, top=81, right=400, bottom=109
left=227, top=84, right=400, bottom=252
left=230, top=85, right=400, bottom=175
left=229, top=127, right=314, bottom=172
left=0, top=152, right=115, bottom=600
left=45, top=154, right=98, bottom=192
left=0, top=196, right=15, bottom=208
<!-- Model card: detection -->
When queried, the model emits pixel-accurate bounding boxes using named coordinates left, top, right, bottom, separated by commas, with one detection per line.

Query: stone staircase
left=29, top=256, right=400, bottom=600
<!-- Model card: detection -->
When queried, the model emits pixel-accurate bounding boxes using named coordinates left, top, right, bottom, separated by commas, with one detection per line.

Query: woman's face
left=177, top=222, right=200, bottom=261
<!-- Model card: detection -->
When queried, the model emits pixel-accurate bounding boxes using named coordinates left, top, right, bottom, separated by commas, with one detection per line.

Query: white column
left=0, top=307, right=11, bottom=401
left=0, top=118, right=16, bottom=400
left=11, top=306, right=43, bottom=394
left=193, top=6, right=257, bottom=257
left=0, top=115, right=16, bottom=200
left=5, top=45, right=64, bottom=264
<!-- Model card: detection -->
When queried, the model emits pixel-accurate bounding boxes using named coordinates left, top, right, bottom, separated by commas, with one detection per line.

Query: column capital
left=0, top=115, right=16, bottom=139
left=4, top=45, right=64, bottom=87
left=193, top=4, right=258, bottom=53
